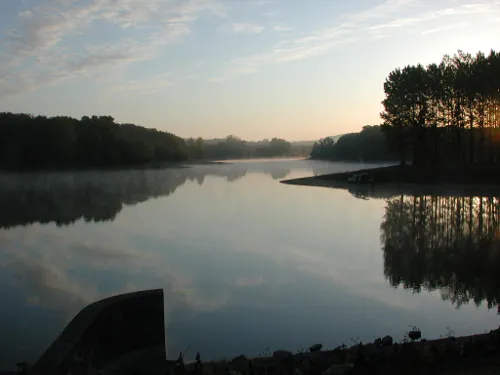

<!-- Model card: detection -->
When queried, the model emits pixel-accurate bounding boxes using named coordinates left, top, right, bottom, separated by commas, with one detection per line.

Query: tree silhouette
left=310, top=125, right=395, bottom=161
left=202, top=136, right=297, bottom=159
left=0, top=113, right=188, bottom=170
left=381, top=49, right=500, bottom=165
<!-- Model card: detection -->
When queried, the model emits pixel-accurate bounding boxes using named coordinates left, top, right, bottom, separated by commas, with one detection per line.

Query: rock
left=408, top=330, right=422, bottom=341
left=309, top=344, right=322, bottom=352
left=273, top=350, right=292, bottom=359
left=322, top=363, right=354, bottom=375
left=231, top=355, right=247, bottom=363
left=382, top=335, right=393, bottom=346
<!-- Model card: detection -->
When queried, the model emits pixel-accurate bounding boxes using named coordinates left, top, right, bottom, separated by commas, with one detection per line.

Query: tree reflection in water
left=0, top=163, right=292, bottom=229
left=381, top=194, right=500, bottom=312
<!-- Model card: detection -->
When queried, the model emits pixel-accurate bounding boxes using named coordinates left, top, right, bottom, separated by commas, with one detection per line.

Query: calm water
left=0, top=159, right=499, bottom=369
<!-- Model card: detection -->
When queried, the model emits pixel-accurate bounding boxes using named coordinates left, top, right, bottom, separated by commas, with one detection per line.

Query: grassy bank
left=281, top=164, right=500, bottom=188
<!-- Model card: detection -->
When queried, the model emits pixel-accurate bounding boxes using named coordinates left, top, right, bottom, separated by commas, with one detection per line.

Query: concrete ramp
left=31, top=289, right=166, bottom=375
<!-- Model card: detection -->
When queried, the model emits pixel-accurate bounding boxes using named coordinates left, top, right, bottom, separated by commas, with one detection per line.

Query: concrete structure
left=31, top=289, right=166, bottom=375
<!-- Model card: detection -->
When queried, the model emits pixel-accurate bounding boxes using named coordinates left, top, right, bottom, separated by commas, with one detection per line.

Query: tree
left=310, top=126, right=395, bottom=161
left=381, top=49, right=500, bottom=165
left=0, top=112, right=189, bottom=170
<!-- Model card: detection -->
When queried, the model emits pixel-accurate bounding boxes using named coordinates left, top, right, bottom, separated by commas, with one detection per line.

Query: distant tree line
left=381, top=49, right=500, bottom=165
left=185, top=135, right=311, bottom=160
left=0, top=113, right=313, bottom=170
left=0, top=113, right=189, bottom=170
left=310, top=125, right=396, bottom=161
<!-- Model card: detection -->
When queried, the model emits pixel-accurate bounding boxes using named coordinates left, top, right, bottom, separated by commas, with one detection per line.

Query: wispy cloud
left=273, top=25, right=294, bottom=32
left=232, top=22, right=265, bottom=34
left=227, top=25, right=354, bottom=75
left=367, top=2, right=497, bottom=32
left=106, top=73, right=175, bottom=96
left=216, top=0, right=500, bottom=78
left=263, top=10, right=278, bottom=17
left=0, top=0, right=226, bottom=97
left=422, top=21, right=469, bottom=35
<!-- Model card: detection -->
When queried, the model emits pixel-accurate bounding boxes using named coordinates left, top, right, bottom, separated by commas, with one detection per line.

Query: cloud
left=65, top=24, right=190, bottom=76
left=263, top=10, right=278, bottom=17
left=347, top=0, right=422, bottom=21
left=235, top=276, right=265, bottom=287
left=226, top=24, right=354, bottom=75
left=422, top=21, right=469, bottom=35
left=249, top=0, right=272, bottom=5
left=232, top=22, right=265, bottom=34
left=218, top=0, right=500, bottom=78
left=367, top=2, right=497, bottom=32
left=0, top=0, right=226, bottom=97
left=273, top=25, right=294, bottom=32
left=106, top=73, right=175, bottom=96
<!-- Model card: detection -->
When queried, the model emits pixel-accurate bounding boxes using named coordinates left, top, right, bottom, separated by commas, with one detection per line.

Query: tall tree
left=381, top=49, right=500, bottom=165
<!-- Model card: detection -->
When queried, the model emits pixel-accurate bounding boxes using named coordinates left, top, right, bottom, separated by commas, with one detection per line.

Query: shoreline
left=180, top=326, right=500, bottom=375
left=3, top=327, right=500, bottom=375
left=281, top=164, right=500, bottom=195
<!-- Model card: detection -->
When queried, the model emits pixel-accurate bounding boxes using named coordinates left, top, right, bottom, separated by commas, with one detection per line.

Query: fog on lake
left=0, top=159, right=499, bottom=370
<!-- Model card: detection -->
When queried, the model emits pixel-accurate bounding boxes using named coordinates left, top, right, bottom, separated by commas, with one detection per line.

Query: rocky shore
left=175, top=327, right=500, bottom=375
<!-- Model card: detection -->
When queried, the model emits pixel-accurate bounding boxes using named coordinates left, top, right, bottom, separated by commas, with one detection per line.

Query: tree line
left=0, top=113, right=312, bottom=171
left=310, top=125, right=396, bottom=161
left=0, top=113, right=189, bottom=170
left=186, top=135, right=312, bottom=160
left=381, top=49, right=500, bottom=165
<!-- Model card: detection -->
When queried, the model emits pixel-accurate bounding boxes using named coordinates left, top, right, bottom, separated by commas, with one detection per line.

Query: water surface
left=0, top=159, right=498, bottom=370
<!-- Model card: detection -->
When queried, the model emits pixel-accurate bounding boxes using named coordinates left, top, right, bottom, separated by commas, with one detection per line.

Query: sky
left=0, top=0, right=499, bottom=141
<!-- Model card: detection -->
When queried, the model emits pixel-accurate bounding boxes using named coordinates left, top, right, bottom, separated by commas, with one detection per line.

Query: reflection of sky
left=0, top=160, right=498, bottom=370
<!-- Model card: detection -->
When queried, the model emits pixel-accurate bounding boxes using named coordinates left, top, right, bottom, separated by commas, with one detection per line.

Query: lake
left=0, top=159, right=499, bottom=370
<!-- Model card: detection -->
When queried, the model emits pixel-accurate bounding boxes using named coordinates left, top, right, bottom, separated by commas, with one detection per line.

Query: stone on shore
left=408, top=330, right=422, bottom=341
left=309, top=344, right=322, bottom=352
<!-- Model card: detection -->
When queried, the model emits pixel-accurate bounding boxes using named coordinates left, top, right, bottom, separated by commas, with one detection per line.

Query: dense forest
left=311, top=49, right=500, bottom=165
left=381, top=194, right=500, bottom=312
left=0, top=113, right=312, bottom=171
left=310, top=125, right=396, bottom=161
left=0, top=113, right=189, bottom=170
left=381, top=49, right=500, bottom=165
